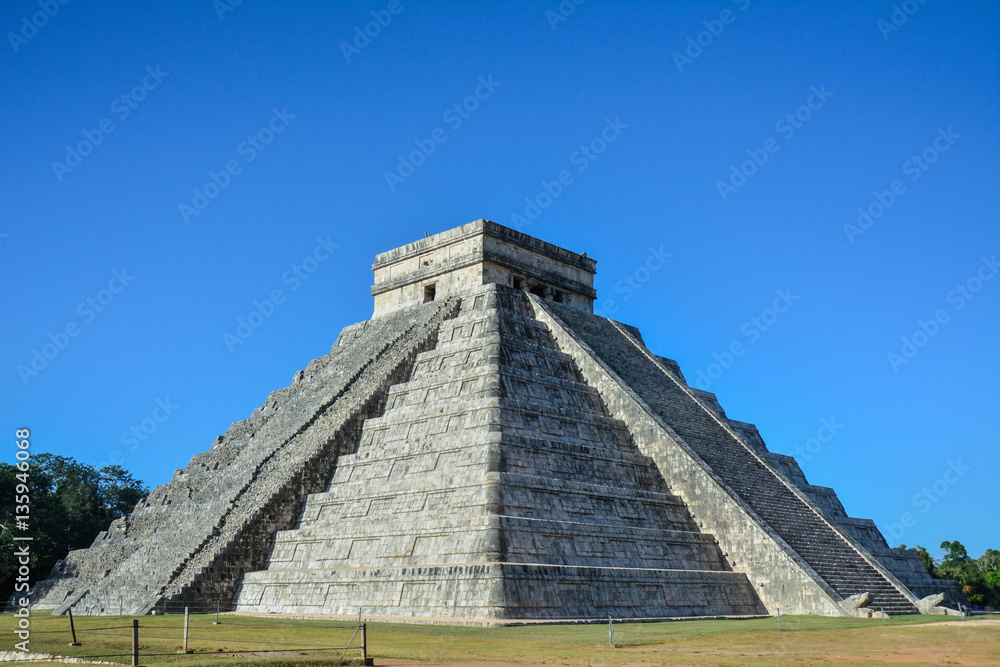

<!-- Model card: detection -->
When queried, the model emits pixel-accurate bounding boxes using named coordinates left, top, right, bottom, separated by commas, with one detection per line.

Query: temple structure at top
left=372, top=220, right=596, bottom=316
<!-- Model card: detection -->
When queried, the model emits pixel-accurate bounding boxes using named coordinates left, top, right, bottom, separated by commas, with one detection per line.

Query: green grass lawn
left=1, top=612, right=365, bottom=666
left=1, top=611, right=997, bottom=666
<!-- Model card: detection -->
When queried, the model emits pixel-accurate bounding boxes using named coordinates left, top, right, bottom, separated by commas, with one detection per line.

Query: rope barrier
left=30, top=607, right=371, bottom=665
left=21, top=629, right=67, bottom=634
left=131, top=633, right=353, bottom=647
left=2, top=646, right=363, bottom=662
left=146, top=647, right=355, bottom=655
left=5, top=652, right=132, bottom=660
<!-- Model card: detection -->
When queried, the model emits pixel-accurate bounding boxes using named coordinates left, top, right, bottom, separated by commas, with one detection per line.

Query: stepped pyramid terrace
left=29, top=220, right=964, bottom=622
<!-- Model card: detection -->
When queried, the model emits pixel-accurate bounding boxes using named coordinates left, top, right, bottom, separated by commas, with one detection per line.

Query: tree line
left=900, top=541, right=1000, bottom=608
left=1, top=453, right=148, bottom=603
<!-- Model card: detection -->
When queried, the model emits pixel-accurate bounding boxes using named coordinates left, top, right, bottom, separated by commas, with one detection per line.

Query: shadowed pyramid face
left=28, top=222, right=960, bottom=621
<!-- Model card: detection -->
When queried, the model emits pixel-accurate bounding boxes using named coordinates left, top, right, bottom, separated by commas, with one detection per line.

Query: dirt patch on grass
left=921, top=619, right=1000, bottom=628
left=377, top=662, right=552, bottom=667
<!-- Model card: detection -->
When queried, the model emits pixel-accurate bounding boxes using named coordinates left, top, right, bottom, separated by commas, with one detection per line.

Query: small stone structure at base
left=28, top=220, right=964, bottom=621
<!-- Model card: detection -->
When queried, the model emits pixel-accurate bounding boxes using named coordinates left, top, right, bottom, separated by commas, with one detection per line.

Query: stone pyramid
left=30, top=220, right=961, bottom=621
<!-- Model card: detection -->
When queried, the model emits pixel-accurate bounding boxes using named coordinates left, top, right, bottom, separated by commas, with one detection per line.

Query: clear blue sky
left=3, top=1, right=997, bottom=559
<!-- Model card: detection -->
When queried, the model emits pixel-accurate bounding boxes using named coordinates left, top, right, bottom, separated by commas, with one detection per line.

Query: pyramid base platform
left=234, top=562, right=768, bottom=621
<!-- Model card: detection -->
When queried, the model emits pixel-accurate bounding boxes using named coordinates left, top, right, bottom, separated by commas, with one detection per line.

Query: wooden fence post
left=362, top=622, right=372, bottom=666
left=67, top=608, right=81, bottom=646
left=131, top=618, right=139, bottom=667
left=177, top=606, right=193, bottom=653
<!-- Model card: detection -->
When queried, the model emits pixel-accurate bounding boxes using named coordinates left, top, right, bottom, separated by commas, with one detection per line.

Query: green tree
left=896, top=542, right=1000, bottom=607
left=976, top=549, right=1000, bottom=607
left=936, top=540, right=1000, bottom=607
left=974, top=548, right=998, bottom=575
left=1, top=454, right=148, bottom=603
left=97, top=465, right=147, bottom=523
left=987, top=570, right=1000, bottom=592
left=940, top=540, right=971, bottom=567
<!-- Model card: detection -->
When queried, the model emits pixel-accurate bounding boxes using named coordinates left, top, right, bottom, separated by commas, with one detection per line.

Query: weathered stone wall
left=30, top=298, right=460, bottom=615
left=530, top=297, right=922, bottom=615
left=372, top=220, right=596, bottom=316
left=157, top=301, right=458, bottom=608
left=236, top=285, right=766, bottom=621
left=733, top=414, right=966, bottom=606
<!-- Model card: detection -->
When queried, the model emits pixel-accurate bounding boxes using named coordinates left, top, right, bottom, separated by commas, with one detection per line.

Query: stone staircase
left=32, top=298, right=459, bottom=615
left=29, top=220, right=943, bottom=621
left=235, top=285, right=766, bottom=620
left=545, top=303, right=918, bottom=615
